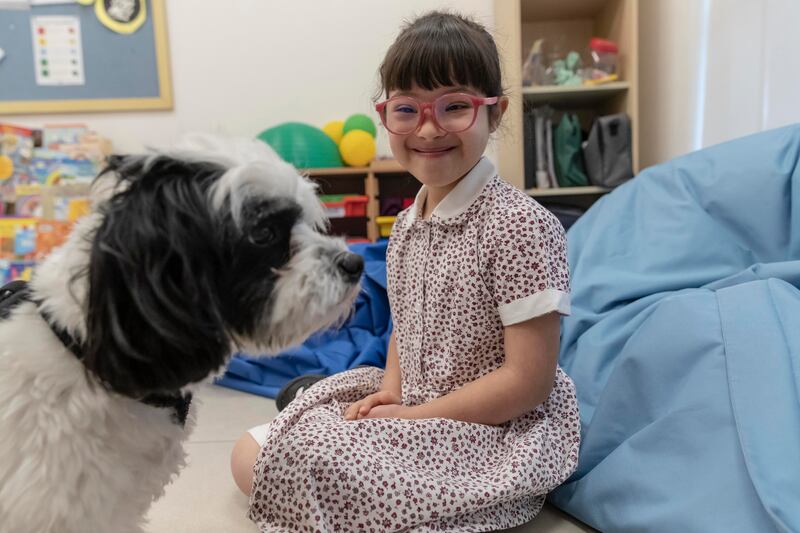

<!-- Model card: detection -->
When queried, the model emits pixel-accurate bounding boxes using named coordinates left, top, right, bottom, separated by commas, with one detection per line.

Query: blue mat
left=215, top=241, right=391, bottom=398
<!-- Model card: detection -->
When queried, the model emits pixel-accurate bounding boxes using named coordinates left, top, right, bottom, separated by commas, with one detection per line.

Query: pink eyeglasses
left=375, top=93, right=499, bottom=135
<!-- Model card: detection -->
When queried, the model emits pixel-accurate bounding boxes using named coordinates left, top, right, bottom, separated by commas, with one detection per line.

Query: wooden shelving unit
left=304, top=159, right=417, bottom=242
left=493, top=0, right=639, bottom=201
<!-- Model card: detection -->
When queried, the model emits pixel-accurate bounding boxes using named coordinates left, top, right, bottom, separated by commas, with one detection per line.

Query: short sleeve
left=482, top=204, right=571, bottom=326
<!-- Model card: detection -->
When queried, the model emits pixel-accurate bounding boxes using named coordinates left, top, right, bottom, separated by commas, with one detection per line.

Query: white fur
left=0, top=135, right=359, bottom=533
left=0, top=300, right=192, bottom=533
left=176, top=133, right=327, bottom=231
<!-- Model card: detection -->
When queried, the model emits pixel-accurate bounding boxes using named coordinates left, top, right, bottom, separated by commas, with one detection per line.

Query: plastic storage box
left=344, top=195, right=368, bottom=217
left=376, top=215, right=397, bottom=237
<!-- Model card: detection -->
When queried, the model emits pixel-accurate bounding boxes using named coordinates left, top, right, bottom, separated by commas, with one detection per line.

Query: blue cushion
left=551, top=125, right=800, bottom=532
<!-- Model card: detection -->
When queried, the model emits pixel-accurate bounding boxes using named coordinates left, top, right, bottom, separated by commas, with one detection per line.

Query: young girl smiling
left=234, top=11, right=580, bottom=531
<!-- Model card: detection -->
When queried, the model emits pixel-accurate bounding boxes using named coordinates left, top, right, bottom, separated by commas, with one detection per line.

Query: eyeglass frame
left=374, top=93, right=499, bottom=135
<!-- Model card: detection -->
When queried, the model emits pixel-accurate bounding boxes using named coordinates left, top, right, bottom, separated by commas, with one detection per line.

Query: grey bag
left=583, top=113, right=633, bottom=188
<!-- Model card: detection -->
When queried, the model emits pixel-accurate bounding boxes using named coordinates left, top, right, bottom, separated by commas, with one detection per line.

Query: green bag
left=553, top=114, right=589, bottom=187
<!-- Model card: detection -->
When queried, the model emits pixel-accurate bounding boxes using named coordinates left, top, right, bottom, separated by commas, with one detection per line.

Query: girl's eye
left=393, top=105, right=417, bottom=114
left=445, top=103, right=469, bottom=112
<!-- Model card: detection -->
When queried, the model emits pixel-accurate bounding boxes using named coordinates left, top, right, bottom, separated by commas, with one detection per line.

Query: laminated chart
left=30, top=16, right=85, bottom=86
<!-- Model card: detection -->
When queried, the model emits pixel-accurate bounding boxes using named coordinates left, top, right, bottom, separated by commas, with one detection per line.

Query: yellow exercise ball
left=322, top=120, right=345, bottom=145
left=339, top=130, right=376, bottom=167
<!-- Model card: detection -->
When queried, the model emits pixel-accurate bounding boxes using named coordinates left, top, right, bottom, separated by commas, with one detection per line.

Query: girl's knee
left=231, top=432, right=261, bottom=496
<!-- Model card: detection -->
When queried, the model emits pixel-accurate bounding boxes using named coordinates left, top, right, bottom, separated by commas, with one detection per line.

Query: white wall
left=703, top=0, right=800, bottom=146
left=5, top=0, right=494, bottom=158
left=639, top=0, right=800, bottom=169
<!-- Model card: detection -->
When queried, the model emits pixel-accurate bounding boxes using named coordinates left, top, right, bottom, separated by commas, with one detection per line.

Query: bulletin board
left=0, top=0, right=171, bottom=114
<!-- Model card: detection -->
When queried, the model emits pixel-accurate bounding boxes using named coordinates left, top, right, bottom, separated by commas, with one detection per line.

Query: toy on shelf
left=379, top=196, right=415, bottom=216
left=322, top=113, right=377, bottom=168
left=551, top=51, right=583, bottom=86
left=342, top=114, right=377, bottom=138
left=319, top=194, right=368, bottom=218
left=522, top=37, right=621, bottom=87
left=344, top=195, right=368, bottom=217
left=322, top=120, right=345, bottom=145
left=376, top=215, right=397, bottom=238
left=257, top=122, right=343, bottom=169
left=522, top=39, right=546, bottom=87
left=320, top=195, right=347, bottom=218
left=587, top=38, right=619, bottom=79
left=259, top=113, right=378, bottom=170
left=339, top=129, right=375, bottom=167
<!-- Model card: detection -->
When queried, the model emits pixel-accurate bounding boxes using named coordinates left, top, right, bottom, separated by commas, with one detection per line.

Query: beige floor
left=145, top=381, right=595, bottom=533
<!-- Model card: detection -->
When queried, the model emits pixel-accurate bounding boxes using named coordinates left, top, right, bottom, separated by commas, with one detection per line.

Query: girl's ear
left=490, top=96, right=510, bottom=133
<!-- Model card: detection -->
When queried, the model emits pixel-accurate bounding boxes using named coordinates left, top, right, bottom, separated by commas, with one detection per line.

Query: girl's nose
left=416, top=107, right=445, bottom=139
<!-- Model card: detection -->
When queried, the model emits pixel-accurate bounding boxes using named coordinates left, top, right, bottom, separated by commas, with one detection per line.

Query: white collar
left=405, top=157, right=496, bottom=225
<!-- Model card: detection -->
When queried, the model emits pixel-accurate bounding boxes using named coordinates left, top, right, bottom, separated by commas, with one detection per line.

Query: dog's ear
left=83, top=156, right=231, bottom=397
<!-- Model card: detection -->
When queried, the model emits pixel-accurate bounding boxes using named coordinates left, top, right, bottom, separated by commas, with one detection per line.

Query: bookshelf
left=305, top=160, right=418, bottom=242
left=493, top=0, right=639, bottom=199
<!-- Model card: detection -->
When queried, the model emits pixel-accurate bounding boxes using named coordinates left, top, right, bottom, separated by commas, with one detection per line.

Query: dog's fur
left=0, top=137, right=363, bottom=533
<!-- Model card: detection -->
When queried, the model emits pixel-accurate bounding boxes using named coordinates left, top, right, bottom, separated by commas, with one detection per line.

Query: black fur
left=84, top=155, right=300, bottom=397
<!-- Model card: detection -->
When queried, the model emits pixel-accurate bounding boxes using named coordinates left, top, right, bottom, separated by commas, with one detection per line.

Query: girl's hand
left=344, top=390, right=401, bottom=421
left=363, top=403, right=409, bottom=420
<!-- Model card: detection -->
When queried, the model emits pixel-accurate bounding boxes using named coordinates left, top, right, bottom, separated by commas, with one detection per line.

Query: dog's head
left=73, top=146, right=363, bottom=397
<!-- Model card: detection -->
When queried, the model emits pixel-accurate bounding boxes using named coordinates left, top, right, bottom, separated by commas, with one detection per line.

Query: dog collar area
left=0, top=280, right=192, bottom=426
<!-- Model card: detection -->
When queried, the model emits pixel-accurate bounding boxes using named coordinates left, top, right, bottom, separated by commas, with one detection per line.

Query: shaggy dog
left=0, top=138, right=363, bottom=533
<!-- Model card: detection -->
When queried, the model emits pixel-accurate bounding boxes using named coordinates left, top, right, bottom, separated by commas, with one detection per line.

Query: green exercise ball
left=342, top=114, right=377, bottom=138
left=257, top=122, right=343, bottom=168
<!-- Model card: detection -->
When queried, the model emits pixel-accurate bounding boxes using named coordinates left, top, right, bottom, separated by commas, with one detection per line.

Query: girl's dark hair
left=377, top=11, right=505, bottom=126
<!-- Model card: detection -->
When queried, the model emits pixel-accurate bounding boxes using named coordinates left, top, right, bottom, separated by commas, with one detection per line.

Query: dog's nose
left=336, top=252, right=364, bottom=281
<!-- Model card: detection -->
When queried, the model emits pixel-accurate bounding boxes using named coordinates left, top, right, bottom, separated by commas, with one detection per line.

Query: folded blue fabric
left=215, top=241, right=391, bottom=398
left=550, top=125, right=800, bottom=532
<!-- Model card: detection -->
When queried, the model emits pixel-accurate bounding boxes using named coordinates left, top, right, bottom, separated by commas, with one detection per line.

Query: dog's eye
left=248, top=219, right=277, bottom=246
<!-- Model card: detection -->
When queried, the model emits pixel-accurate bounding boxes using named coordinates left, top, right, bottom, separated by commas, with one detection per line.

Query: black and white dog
left=0, top=138, right=364, bottom=533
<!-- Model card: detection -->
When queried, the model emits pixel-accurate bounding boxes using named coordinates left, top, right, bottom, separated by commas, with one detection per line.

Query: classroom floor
left=145, top=380, right=595, bottom=533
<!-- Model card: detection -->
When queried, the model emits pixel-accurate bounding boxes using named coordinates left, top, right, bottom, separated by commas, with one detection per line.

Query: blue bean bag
left=550, top=125, right=800, bottom=532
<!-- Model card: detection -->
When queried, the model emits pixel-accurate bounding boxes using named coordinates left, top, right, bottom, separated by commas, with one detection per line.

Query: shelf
left=521, top=0, right=608, bottom=21
left=328, top=216, right=369, bottom=239
left=299, top=159, right=414, bottom=242
left=522, top=82, right=629, bottom=106
left=302, top=160, right=407, bottom=176
left=526, top=186, right=609, bottom=197
left=303, top=166, right=369, bottom=176
left=494, top=0, right=639, bottom=190
left=370, top=159, right=406, bottom=173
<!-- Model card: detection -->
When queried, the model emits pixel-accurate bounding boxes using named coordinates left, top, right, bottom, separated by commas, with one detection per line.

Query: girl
left=232, top=11, right=580, bottom=531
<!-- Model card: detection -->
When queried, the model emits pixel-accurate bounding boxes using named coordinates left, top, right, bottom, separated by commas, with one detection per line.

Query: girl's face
left=384, top=84, right=507, bottom=191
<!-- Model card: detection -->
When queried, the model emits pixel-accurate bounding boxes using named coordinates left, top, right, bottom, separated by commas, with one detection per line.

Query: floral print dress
left=248, top=157, right=581, bottom=532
